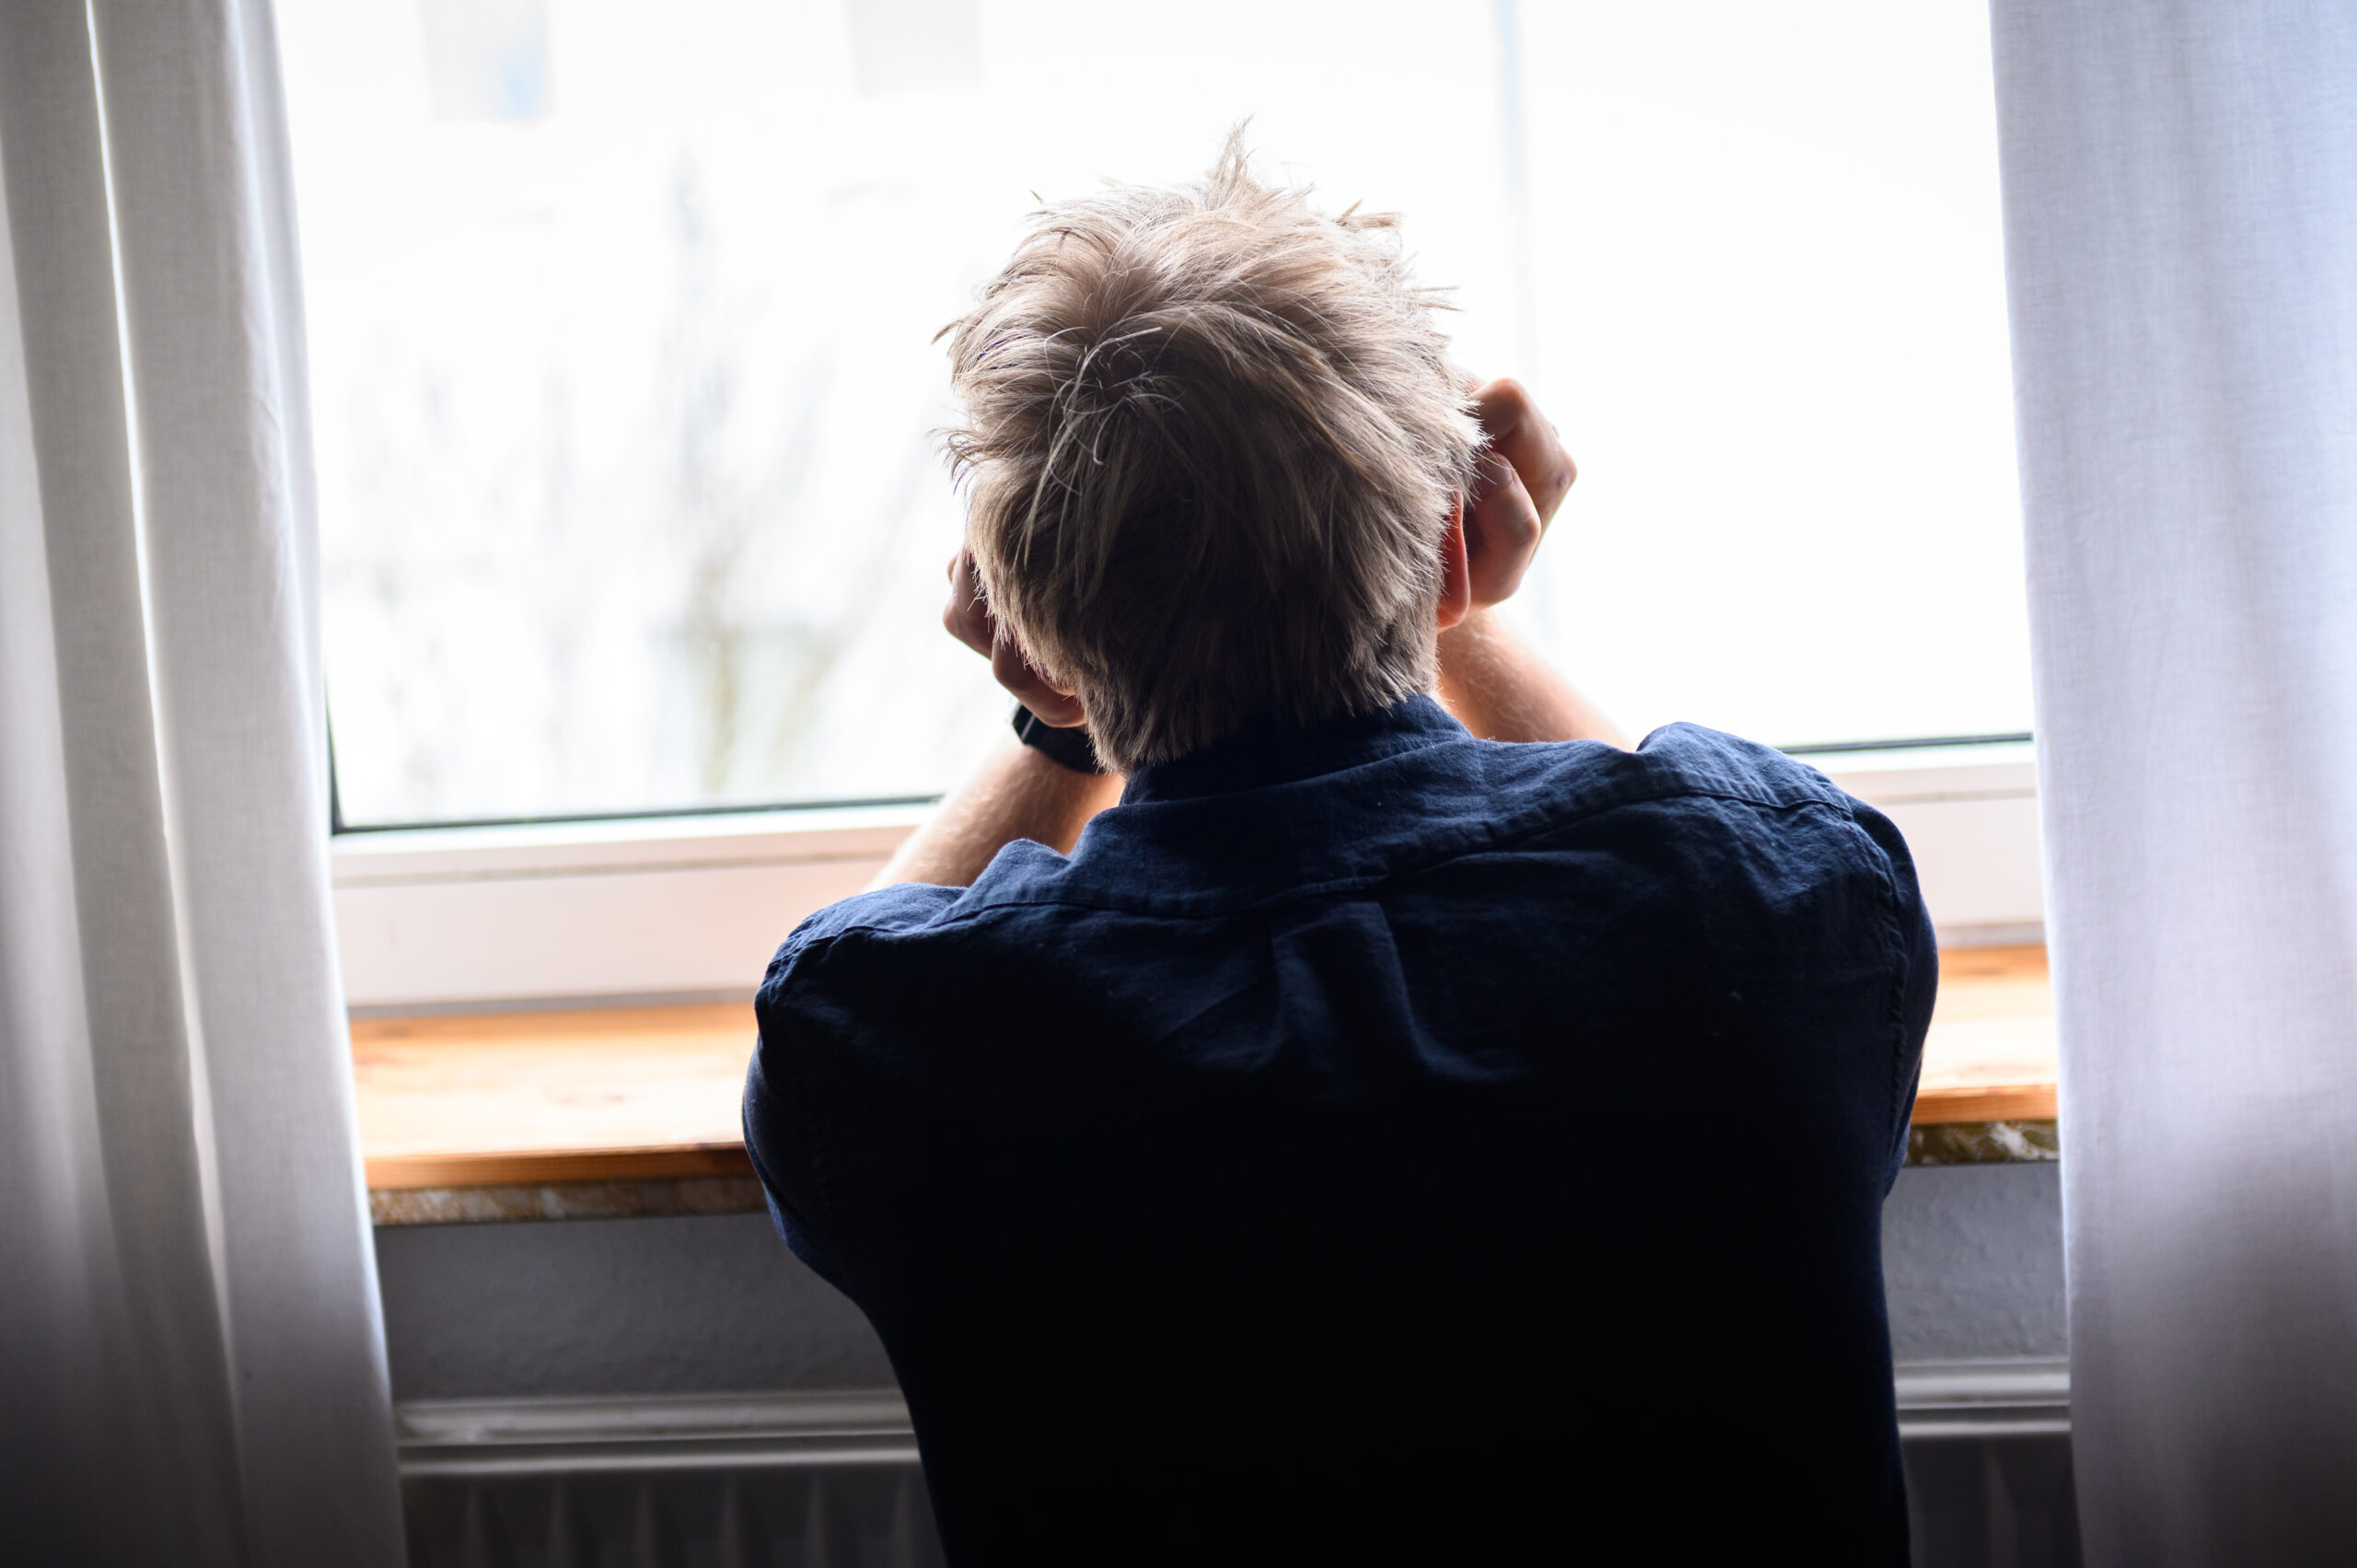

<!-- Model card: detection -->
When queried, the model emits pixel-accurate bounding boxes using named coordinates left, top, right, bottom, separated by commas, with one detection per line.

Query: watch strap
left=1011, top=703, right=1107, bottom=773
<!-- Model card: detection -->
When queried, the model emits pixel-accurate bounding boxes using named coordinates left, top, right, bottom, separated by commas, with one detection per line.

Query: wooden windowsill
left=1914, top=945, right=2056, bottom=1122
left=353, top=945, right=2056, bottom=1199
left=354, top=1004, right=760, bottom=1191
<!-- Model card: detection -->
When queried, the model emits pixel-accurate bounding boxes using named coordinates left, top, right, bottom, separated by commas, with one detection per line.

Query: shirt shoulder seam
left=784, top=784, right=1857, bottom=949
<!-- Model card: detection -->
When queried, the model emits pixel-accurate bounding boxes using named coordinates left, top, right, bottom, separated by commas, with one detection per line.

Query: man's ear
left=1436, top=494, right=1472, bottom=631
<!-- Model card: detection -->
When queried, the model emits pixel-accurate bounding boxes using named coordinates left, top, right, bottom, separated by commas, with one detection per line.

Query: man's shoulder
left=758, top=841, right=1080, bottom=991
left=758, top=721, right=1888, bottom=997
left=1435, top=722, right=1864, bottom=862
left=1502, top=721, right=1847, bottom=813
left=1629, top=720, right=1842, bottom=798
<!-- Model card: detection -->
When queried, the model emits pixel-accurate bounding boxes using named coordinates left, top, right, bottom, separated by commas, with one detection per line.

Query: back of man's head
left=945, top=135, right=1480, bottom=772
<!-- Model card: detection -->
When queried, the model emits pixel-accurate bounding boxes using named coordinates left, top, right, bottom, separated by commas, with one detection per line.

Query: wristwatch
left=1012, top=703, right=1106, bottom=774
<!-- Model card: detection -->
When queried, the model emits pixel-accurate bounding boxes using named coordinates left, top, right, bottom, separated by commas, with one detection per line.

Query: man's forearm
left=1435, top=609, right=1628, bottom=748
left=869, top=740, right=1125, bottom=890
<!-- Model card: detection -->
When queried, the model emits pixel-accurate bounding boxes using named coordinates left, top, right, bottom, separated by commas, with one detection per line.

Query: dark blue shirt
left=745, top=695, right=1934, bottom=1565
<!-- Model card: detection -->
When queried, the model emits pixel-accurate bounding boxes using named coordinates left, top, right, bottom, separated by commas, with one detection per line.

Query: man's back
left=745, top=696, right=1935, bottom=1564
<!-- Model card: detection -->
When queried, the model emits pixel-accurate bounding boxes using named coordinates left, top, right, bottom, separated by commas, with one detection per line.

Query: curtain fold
left=1991, top=0, right=2357, bottom=1561
left=0, top=0, right=403, bottom=1562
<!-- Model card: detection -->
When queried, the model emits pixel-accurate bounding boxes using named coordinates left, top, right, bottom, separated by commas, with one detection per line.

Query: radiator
left=1897, top=1360, right=2081, bottom=1568
left=398, top=1363, right=2076, bottom=1567
left=397, top=1391, right=939, bottom=1568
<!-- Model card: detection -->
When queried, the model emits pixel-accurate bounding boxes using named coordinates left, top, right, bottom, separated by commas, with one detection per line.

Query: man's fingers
left=945, top=546, right=1089, bottom=725
left=1474, top=449, right=1544, bottom=551
left=1470, top=377, right=1576, bottom=526
left=942, top=550, right=996, bottom=657
left=1465, top=450, right=1543, bottom=605
left=990, top=633, right=1086, bottom=726
left=942, top=594, right=994, bottom=658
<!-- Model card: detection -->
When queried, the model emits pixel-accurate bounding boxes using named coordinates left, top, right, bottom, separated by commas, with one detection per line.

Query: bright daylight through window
left=276, top=0, right=2029, bottom=830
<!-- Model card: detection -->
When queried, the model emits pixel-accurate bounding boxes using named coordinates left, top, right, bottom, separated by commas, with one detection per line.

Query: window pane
left=279, top=0, right=2025, bottom=827
left=1515, top=0, right=2030, bottom=748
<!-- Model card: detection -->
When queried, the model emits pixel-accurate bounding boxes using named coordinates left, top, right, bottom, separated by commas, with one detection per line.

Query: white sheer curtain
left=0, top=0, right=402, bottom=1561
left=1992, top=0, right=2357, bottom=1561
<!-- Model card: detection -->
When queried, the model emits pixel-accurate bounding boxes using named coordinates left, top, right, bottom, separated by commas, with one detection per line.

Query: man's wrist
left=1434, top=609, right=1628, bottom=749
left=1435, top=605, right=1505, bottom=679
left=1012, top=703, right=1107, bottom=773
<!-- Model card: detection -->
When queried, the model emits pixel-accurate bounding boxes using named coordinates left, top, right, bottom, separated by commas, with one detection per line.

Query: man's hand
left=942, top=549, right=1087, bottom=727
left=867, top=550, right=1118, bottom=889
left=1436, top=377, right=1626, bottom=748
left=1461, top=377, right=1577, bottom=609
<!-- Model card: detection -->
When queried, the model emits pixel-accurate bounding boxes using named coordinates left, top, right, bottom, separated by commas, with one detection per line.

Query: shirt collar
left=1120, top=693, right=1469, bottom=806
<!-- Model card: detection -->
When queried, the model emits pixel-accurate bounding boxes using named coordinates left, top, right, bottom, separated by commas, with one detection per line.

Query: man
left=744, top=143, right=1934, bottom=1564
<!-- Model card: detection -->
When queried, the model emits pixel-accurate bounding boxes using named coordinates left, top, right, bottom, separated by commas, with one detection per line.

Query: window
left=284, top=0, right=1535, bottom=827
left=1515, top=1, right=2027, bottom=750
left=279, top=1, right=2039, bottom=1005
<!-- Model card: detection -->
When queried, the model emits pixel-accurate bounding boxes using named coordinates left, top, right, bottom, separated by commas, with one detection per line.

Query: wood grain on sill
left=354, top=1003, right=756, bottom=1191
left=354, top=946, right=2057, bottom=1194
left=1912, top=945, right=2056, bottom=1124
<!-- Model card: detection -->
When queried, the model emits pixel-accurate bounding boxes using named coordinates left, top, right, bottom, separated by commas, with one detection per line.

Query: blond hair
left=943, top=134, right=1480, bottom=772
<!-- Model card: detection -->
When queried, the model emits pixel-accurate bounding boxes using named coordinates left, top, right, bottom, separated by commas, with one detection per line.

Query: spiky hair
left=943, top=132, right=1480, bottom=772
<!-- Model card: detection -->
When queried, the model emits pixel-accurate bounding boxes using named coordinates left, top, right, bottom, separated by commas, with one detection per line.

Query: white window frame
left=332, top=743, right=2041, bottom=1012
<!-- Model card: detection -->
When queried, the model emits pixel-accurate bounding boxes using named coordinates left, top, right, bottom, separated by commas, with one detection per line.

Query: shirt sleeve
left=741, top=1035, right=852, bottom=1291
left=1848, top=798, right=1940, bottom=1191
left=737, top=881, right=967, bottom=1295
